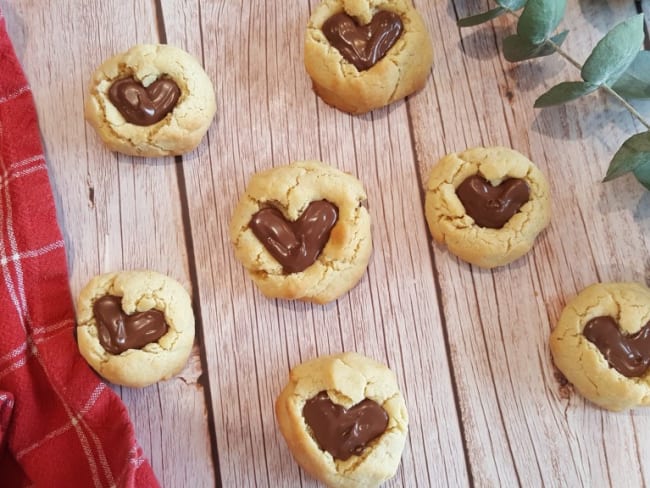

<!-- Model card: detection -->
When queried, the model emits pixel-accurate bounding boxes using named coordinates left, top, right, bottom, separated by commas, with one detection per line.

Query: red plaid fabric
left=0, top=14, right=159, bottom=488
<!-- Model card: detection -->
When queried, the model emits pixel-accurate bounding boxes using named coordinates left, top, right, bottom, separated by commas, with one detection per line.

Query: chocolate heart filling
left=108, top=77, right=180, bottom=126
left=93, top=295, right=168, bottom=354
left=249, top=200, right=338, bottom=274
left=322, top=11, right=403, bottom=71
left=583, top=316, right=650, bottom=377
left=302, top=391, right=389, bottom=460
left=456, top=175, right=530, bottom=229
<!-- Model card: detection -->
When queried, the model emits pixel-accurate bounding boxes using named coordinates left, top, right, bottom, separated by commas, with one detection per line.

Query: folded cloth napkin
left=0, top=13, right=159, bottom=488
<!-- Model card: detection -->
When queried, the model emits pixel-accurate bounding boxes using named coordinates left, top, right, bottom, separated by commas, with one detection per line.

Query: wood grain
left=4, top=0, right=650, bottom=486
left=412, top=0, right=650, bottom=485
left=160, top=0, right=468, bottom=486
left=0, top=1, right=215, bottom=486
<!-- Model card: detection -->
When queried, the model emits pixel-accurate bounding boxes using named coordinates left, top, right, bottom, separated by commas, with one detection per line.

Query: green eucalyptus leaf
left=503, top=30, right=568, bottom=62
left=503, top=35, right=539, bottom=62
left=611, top=51, right=650, bottom=99
left=534, top=81, right=599, bottom=107
left=604, top=130, right=650, bottom=181
left=633, top=163, right=650, bottom=191
left=458, top=8, right=506, bottom=27
left=496, top=0, right=527, bottom=10
left=581, top=14, right=645, bottom=86
left=517, top=0, right=567, bottom=45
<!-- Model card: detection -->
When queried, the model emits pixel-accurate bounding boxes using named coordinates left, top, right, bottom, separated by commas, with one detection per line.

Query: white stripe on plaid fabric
left=0, top=85, right=30, bottom=104
left=1, top=150, right=30, bottom=325
left=0, top=340, right=26, bottom=366
left=0, top=321, right=71, bottom=379
left=0, top=240, right=64, bottom=267
left=0, top=318, right=73, bottom=372
left=129, top=444, right=145, bottom=468
left=15, top=382, right=106, bottom=460
left=82, top=404, right=118, bottom=486
left=0, top=353, right=28, bottom=381
left=9, top=154, right=44, bottom=171
left=131, top=456, right=145, bottom=468
left=0, top=322, right=75, bottom=378
left=0, top=133, right=30, bottom=348
left=31, top=317, right=74, bottom=336
left=114, top=445, right=147, bottom=488
left=0, top=163, right=47, bottom=190
left=0, top=173, right=25, bottom=326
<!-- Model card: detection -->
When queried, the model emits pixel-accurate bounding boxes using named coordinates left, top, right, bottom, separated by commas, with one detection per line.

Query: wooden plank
left=411, top=0, right=650, bottom=485
left=160, top=0, right=469, bottom=485
left=0, top=1, right=216, bottom=485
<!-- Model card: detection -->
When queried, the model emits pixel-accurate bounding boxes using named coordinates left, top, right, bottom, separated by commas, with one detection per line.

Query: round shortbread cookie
left=76, top=270, right=195, bottom=388
left=229, top=160, right=372, bottom=304
left=276, top=352, right=408, bottom=488
left=424, top=146, right=551, bottom=268
left=84, top=44, right=216, bottom=157
left=305, top=0, right=433, bottom=114
left=550, top=282, right=650, bottom=411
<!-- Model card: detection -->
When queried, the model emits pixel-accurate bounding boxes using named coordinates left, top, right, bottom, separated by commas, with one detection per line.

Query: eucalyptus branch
left=544, top=37, right=650, bottom=130
left=458, top=0, right=650, bottom=189
left=506, top=5, right=650, bottom=130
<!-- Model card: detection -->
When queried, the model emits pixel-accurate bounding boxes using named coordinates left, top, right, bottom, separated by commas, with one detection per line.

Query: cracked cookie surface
left=84, top=44, right=216, bottom=157
left=229, top=160, right=372, bottom=304
left=76, top=270, right=195, bottom=387
left=550, top=282, right=650, bottom=411
left=305, top=0, right=433, bottom=114
left=424, top=146, right=551, bottom=268
left=276, top=352, right=408, bottom=488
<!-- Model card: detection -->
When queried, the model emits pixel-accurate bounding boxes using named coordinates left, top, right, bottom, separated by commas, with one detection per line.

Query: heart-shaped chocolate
left=583, top=316, right=650, bottom=377
left=322, top=11, right=403, bottom=71
left=108, top=77, right=180, bottom=126
left=302, top=391, right=388, bottom=460
left=456, top=175, right=530, bottom=229
left=249, top=200, right=338, bottom=274
left=93, top=295, right=168, bottom=354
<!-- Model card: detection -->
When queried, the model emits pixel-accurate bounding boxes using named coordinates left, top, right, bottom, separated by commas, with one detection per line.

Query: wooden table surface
left=3, top=0, right=650, bottom=486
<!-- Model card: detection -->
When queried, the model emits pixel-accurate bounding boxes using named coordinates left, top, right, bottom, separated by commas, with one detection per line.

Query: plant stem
left=601, top=85, right=650, bottom=130
left=544, top=38, right=582, bottom=71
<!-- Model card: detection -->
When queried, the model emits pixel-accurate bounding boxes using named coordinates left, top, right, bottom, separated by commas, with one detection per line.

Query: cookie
left=424, top=146, right=551, bottom=268
left=305, top=0, right=433, bottom=114
left=84, top=44, right=216, bottom=157
left=76, top=270, right=195, bottom=388
left=275, top=352, right=408, bottom=488
left=229, top=161, right=372, bottom=304
left=550, top=282, right=650, bottom=411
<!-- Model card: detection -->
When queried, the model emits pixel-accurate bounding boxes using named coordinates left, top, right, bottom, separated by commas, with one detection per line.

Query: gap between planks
left=153, top=0, right=223, bottom=486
